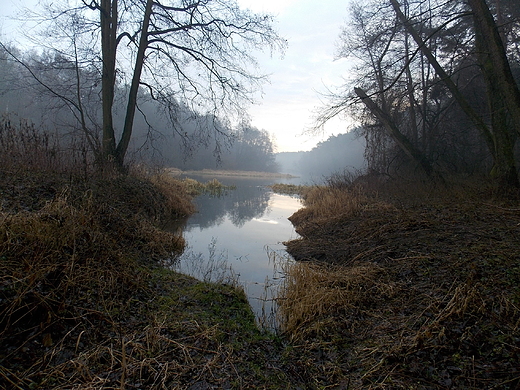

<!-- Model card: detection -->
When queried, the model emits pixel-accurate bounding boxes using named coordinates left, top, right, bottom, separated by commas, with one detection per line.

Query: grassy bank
left=280, top=179, right=520, bottom=389
left=3, top=113, right=519, bottom=388
left=3, top=168, right=519, bottom=389
left=0, top=169, right=300, bottom=389
left=171, top=168, right=297, bottom=179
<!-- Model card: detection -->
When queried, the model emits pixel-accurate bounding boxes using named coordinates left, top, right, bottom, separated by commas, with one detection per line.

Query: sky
left=0, top=0, right=355, bottom=153
left=237, top=0, right=353, bottom=152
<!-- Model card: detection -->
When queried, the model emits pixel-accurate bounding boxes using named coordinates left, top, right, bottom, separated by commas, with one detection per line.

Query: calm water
left=174, top=175, right=302, bottom=328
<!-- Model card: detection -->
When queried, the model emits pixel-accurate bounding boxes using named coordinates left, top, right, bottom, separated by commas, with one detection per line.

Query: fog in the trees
left=0, top=44, right=281, bottom=173
left=276, top=131, right=366, bottom=182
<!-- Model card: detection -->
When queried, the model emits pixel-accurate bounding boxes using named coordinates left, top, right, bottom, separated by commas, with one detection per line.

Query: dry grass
left=289, top=186, right=394, bottom=233
left=280, top=176, right=520, bottom=389
left=0, top=118, right=301, bottom=389
left=278, top=262, right=397, bottom=340
left=180, top=177, right=235, bottom=197
left=268, top=183, right=308, bottom=196
left=0, top=114, right=93, bottom=175
left=0, top=118, right=234, bottom=388
left=0, top=170, right=198, bottom=386
left=181, top=169, right=296, bottom=178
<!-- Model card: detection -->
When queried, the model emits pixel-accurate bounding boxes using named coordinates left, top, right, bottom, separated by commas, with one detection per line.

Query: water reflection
left=188, top=182, right=271, bottom=229
left=175, top=175, right=302, bottom=329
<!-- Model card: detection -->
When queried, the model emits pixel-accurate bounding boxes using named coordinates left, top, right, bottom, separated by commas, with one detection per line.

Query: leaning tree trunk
left=115, top=0, right=153, bottom=168
left=390, top=0, right=519, bottom=188
left=355, top=87, right=436, bottom=178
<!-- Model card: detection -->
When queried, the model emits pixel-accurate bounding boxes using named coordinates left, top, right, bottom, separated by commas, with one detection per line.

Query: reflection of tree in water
left=227, top=186, right=270, bottom=227
left=187, top=184, right=271, bottom=229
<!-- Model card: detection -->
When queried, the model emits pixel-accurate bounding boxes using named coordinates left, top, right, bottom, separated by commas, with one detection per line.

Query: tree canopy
left=321, top=0, right=520, bottom=188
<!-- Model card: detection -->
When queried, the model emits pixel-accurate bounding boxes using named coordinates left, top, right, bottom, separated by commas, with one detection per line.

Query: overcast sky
left=0, top=0, right=354, bottom=152
left=237, top=0, right=353, bottom=152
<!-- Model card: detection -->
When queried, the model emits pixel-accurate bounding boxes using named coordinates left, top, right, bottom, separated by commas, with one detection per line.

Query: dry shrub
left=278, top=261, right=396, bottom=340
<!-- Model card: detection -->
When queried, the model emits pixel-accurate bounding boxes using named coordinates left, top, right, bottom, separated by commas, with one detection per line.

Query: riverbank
left=3, top=168, right=519, bottom=389
left=281, top=178, right=520, bottom=388
left=0, top=169, right=293, bottom=389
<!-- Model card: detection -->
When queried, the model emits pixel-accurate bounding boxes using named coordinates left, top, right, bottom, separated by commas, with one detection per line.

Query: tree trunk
left=391, top=0, right=519, bottom=188
left=115, top=0, right=153, bottom=168
left=389, top=0, right=494, bottom=153
left=468, top=0, right=520, bottom=136
left=469, top=0, right=519, bottom=187
left=100, top=0, right=118, bottom=166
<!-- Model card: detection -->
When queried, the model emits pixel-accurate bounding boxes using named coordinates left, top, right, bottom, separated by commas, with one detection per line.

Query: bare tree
left=390, top=0, right=520, bottom=187
left=7, top=0, right=285, bottom=170
left=321, top=0, right=520, bottom=188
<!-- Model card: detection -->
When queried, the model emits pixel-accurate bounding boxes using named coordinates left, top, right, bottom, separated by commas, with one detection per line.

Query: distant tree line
left=0, top=44, right=278, bottom=173
left=276, top=132, right=365, bottom=180
left=320, top=0, right=520, bottom=188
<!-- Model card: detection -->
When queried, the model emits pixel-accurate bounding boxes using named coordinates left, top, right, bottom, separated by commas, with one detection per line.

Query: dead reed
left=0, top=113, right=93, bottom=175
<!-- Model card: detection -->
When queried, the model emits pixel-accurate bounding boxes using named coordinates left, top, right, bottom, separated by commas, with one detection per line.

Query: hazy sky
left=237, top=0, right=353, bottom=152
left=0, top=0, right=354, bottom=153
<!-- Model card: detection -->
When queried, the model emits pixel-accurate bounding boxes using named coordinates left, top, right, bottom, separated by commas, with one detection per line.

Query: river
left=174, top=174, right=303, bottom=329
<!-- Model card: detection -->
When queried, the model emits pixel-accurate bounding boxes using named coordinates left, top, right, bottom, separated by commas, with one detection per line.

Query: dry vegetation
left=3, top=114, right=520, bottom=389
left=280, top=176, right=520, bottom=389
left=0, top=116, right=291, bottom=389
left=179, top=169, right=296, bottom=179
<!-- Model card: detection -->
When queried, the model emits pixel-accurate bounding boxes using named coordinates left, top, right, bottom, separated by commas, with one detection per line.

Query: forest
left=318, top=0, right=520, bottom=189
left=0, top=45, right=279, bottom=173
left=276, top=131, right=366, bottom=180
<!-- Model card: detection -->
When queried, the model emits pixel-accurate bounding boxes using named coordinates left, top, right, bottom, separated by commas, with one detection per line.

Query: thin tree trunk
left=404, top=28, right=419, bottom=145
left=100, top=0, right=118, bottom=164
left=115, top=0, right=153, bottom=168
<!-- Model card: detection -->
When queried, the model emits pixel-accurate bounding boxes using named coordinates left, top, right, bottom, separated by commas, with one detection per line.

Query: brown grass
left=278, top=262, right=397, bottom=339
left=289, top=185, right=394, bottom=232
left=0, top=118, right=302, bottom=389
left=280, top=177, right=520, bottom=389
left=0, top=120, right=212, bottom=388
left=268, top=183, right=308, bottom=196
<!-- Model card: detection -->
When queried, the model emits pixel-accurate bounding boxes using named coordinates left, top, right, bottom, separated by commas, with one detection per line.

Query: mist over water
left=275, top=131, right=366, bottom=183
left=174, top=175, right=302, bottom=328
